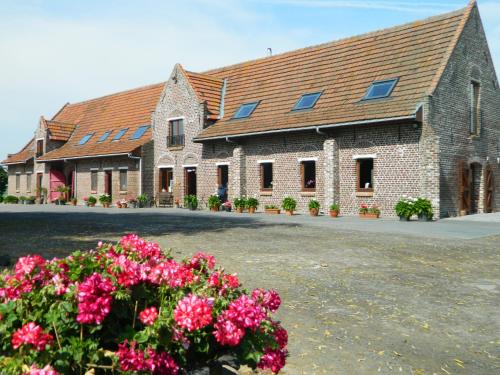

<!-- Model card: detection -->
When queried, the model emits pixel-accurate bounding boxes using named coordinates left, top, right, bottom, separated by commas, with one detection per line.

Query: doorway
left=159, top=168, right=174, bottom=193
left=470, top=163, right=482, bottom=214
left=104, top=170, right=112, bottom=197
left=36, top=173, right=43, bottom=197
left=184, top=167, right=197, bottom=196
left=217, top=165, right=229, bottom=201
left=484, top=164, right=494, bottom=213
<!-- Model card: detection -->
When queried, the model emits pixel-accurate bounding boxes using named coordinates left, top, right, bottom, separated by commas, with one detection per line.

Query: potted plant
left=87, top=196, right=97, bottom=207
left=208, top=195, right=221, bottom=212
left=175, top=198, right=180, bottom=208
left=329, top=203, right=340, bottom=217
left=264, top=205, right=281, bottom=214
left=308, top=199, right=320, bottom=216
left=137, top=194, right=148, bottom=208
left=414, top=198, right=433, bottom=221
left=394, top=197, right=415, bottom=221
left=127, top=195, right=137, bottom=208
left=70, top=197, right=77, bottom=206
left=118, top=198, right=128, bottom=208
left=221, top=201, right=232, bottom=212
left=99, top=194, right=111, bottom=208
left=56, top=185, right=71, bottom=201
left=4, top=195, right=19, bottom=204
left=26, top=196, right=36, bottom=205
left=19, top=196, right=27, bottom=205
left=282, top=197, right=297, bottom=216
left=360, top=203, right=380, bottom=218
left=35, top=187, right=47, bottom=204
left=245, top=197, right=259, bottom=213
left=184, top=194, right=198, bottom=210
left=234, top=197, right=246, bottom=213
left=54, top=197, right=66, bottom=205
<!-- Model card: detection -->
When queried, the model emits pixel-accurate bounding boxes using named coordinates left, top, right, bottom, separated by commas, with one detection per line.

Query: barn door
left=459, top=161, right=471, bottom=215
left=484, top=165, right=494, bottom=213
left=49, top=170, right=66, bottom=202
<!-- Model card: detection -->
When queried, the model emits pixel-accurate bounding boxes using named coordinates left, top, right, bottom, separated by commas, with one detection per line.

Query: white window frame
left=353, top=154, right=377, bottom=160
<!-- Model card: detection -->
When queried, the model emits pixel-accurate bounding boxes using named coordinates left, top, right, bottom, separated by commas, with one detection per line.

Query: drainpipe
left=225, top=137, right=237, bottom=144
left=316, top=126, right=327, bottom=136
left=74, top=162, right=77, bottom=200
left=128, top=154, right=142, bottom=195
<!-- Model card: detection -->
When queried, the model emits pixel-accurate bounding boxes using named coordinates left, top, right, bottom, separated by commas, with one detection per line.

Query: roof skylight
left=78, top=133, right=93, bottom=145
left=233, top=102, right=259, bottom=119
left=364, top=78, right=398, bottom=100
left=130, top=125, right=150, bottom=140
left=293, top=92, right=322, bottom=111
left=98, top=131, right=112, bottom=142
left=113, top=128, right=128, bottom=141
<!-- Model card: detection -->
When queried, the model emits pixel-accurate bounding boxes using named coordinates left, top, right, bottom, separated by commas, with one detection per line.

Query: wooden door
left=459, top=161, right=471, bottom=215
left=159, top=168, right=173, bottom=192
left=104, top=171, right=112, bottom=196
left=49, top=169, right=65, bottom=202
left=484, top=165, right=494, bottom=213
left=36, top=173, right=43, bottom=197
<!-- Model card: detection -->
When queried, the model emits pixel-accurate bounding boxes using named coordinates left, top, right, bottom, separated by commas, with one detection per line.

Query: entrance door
left=484, top=165, right=494, bottom=213
left=68, top=171, right=74, bottom=199
left=217, top=165, right=229, bottom=201
left=104, top=171, right=112, bottom=197
left=160, top=168, right=174, bottom=193
left=49, top=169, right=65, bottom=202
left=459, top=161, right=471, bottom=215
left=36, top=173, right=43, bottom=197
left=184, top=167, right=197, bottom=196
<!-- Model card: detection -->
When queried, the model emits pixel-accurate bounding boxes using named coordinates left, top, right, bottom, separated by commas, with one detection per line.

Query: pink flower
left=117, top=340, right=149, bottom=371
left=12, top=322, right=53, bottom=351
left=213, top=316, right=245, bottom=346
left=15, top=255, right=46, bottom=277
left=272, top=323, right=288, bottom=349
left=76, top=273, right=115, bottom=324
left=208, top=272, right=220, bottom=287
left=257, top=348, right=287, bottom=373
left=148, top=260, right=194, bottom=288
left=188, top=252, right=216, bottom=270
left=147, top=349, right=179, bottom=375
left=174, top=294, right=213, bottom=332
left=223, top=274, right=239, bottom=288
left=172, top=327, right=190, bottom=349
left=24, top=365, right=59, bottom=375
left=120, top=234, right=162, bottom=260
left=139, top=306, right=159, bottom=326
left=251, top=289, right=281, bottom=312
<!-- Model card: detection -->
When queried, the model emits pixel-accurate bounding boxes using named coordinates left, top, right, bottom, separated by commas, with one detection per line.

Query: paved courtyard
left=0, top=205, right=499, bottom=374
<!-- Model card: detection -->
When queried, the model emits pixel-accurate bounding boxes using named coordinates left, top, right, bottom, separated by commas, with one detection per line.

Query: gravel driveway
left=0, top=205, right=499, bottom=374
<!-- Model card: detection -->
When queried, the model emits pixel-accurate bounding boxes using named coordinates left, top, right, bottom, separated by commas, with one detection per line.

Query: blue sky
left=1, top=0, right=499, bottom=156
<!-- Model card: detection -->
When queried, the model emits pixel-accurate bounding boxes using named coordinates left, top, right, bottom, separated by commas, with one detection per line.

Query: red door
left=49, top=170, right=65, bottom=202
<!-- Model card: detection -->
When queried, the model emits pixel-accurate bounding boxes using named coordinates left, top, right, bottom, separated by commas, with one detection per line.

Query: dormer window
left=233, top=102, right=259, bottom=119
left=113, top=128, right=128, bottom=141
left=363, top=78, right=398, bottom=100
left=130, top=125, right=150, bottom=140
left=78, top=133, right=93, bottom=145
left=98, top=131, right=112, bottom=142
left=293, top=92, right=322, bottom=111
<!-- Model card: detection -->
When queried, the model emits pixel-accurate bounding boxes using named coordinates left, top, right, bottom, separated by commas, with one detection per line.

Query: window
left=293, top=92, right=322, bottom=111
left=36, top=140, right=43, bottom=157
left=119, top=169, right=128, bottom=191
left=363, top=78, right=398, bottom=100
left=78, top=133, right=93, bottom=145
left=130, top=125, right=150, bottom=140
left=16, top=173, right=20, bottom=191
left=26, top=174, right=32, bottom=192
left=301, top=161, right=316, bottom=191
left=233, top=102, right=259, bottom=119
left=356, top=158, right=374, bottom=192
left=98, top=131, right=112, bottom=142
left=168, top=119, right=184, bottom=147
left=470, top=81, right=481, bottom=135
left=260, top=163, right=273, bottom=191
left=113, top=128, right=128, bottom=141
left=91, top=171, right=98, bottom=192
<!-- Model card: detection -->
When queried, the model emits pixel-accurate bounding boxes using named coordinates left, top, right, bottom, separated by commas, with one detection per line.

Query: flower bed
left=0, top=235, right=288, bottom=374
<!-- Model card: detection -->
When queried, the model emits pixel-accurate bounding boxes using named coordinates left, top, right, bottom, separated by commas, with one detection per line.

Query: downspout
left=128, top=154, right=142, bottom=195
left=225, top=137, right=237, bottom=144
left=74, top=162, right=77, bottom=200
left=316, top=126, right=327, bottom=136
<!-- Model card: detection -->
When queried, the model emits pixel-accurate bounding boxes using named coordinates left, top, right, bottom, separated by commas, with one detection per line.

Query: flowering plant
left=0, top=235, right=288, bottom=374
left=99, top=194, right=111, bottom=204
left=368, top=205, right=380, bottom=215
left=87, top=196, right=97, bottom=205
left=359, top=203, right=369, bottom=214
left=222, top=201, right=231, bottom=208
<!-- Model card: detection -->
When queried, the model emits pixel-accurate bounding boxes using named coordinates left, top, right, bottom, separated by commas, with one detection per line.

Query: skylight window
left=233, top=102, right=259, bottom=119
left=113, top=128, right=128, bottom=141
left=363, top=78, right=398, bottom=100
left=130, top=125, right=150, bottom=140
left=78, top=133, right=93, bottom=145
left=98, top=131, right=112, bottom=142
left=293, top=92, right=322, bottom=111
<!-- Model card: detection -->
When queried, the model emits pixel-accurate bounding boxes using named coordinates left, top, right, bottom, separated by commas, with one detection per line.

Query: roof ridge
left=185, top=70, right=223, bottom=82
left=201, top=6, right=467, bottom=76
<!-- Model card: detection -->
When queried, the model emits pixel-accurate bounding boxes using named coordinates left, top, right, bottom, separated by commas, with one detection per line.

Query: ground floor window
left=91, top=171, right=98, bottom=192
left=356, top=158, right=374, bottom=192
left=26, top=174, right=32, bottom=192
left=301, top=161, right=316, bottom=191
left=15, top=173, right=20, bottom=191
left=184, top=167, right=197, bottom=196
left=160, top=168, right=173, bottom=193
left=119, top=169, right=128, bottom=191
left=260, top=163, right=273, bottom=191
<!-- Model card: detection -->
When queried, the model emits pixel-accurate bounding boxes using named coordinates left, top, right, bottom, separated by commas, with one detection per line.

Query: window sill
left=91, top=191, right=97, bottom=194
left=356, top=191, right=374, bottom=197
left=120, top=191, right=128, bottom=194
left=301, top=191, right=316, bottom=197
left=260, top=191, right=273, bottom=196
left=168, top=145, right=184, bottom=151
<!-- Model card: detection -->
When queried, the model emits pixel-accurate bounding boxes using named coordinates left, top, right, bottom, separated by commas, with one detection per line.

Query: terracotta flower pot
left=265, top=208, right=280, bottom=215
left=359, top=213, right=379, bottom=219
left=236, top=207, right=244, bottom=213
left=122, top=203, right=128, bottom=208
left=285, top=210, right=294, bottom=216
left=89, top=203, right=95, bottom=207
left=309, top=208, right=319, bottom=217
left=116, top=203, right=122, bottom=208
left=210, top=206, right=220, bottom=212
left=248, top=207, right=256, bottom=214
left=330, top=210, right=339, bottom=218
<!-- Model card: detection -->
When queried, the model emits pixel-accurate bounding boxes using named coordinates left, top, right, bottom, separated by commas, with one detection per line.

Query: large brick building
left=3, top=1, right=499, bottom=217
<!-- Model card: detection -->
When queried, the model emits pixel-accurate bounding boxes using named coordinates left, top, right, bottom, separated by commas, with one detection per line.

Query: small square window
left=293, top=92, right=322, bottom=111
left=98, top=131, right=112, bottom=142
left=113, top=128, right=128, bottom=141
left=363, top=78, right=398, bottom=100
left=78, top=133, right=93, bottom=145
left=260, top=163, right=273, bottom=191
left=233, top=102, right=259, bottom=119
left=130, top=125, right=150, bottom=140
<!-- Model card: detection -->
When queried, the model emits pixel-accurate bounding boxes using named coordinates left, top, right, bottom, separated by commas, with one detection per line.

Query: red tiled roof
left=1, top=139, right=34, bottom=165
left=41, top=117, right=76, bottom=141
left=194, top=3, right=474, bottom=140
left=183, top=69, right=224, bottom=119
left=38, top=83, right=165, bottom=161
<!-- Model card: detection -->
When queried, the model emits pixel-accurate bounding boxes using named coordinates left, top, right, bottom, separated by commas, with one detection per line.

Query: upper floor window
left=168, top=119, right=184, bottom=147
left=78, top=133, right=93, bottom=145
left=293, top=92, right=322, bottom=111
left=233, top=102, right=259, bottom=119
left=470, top=81, right=481, bottom=136
left=113, top=128, right=128, bottom=141
left=130, top=125, right=150, bottom=140
left=363, top=78, right=398, bottom=100
left=36, top=140, right=44, bottom=157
